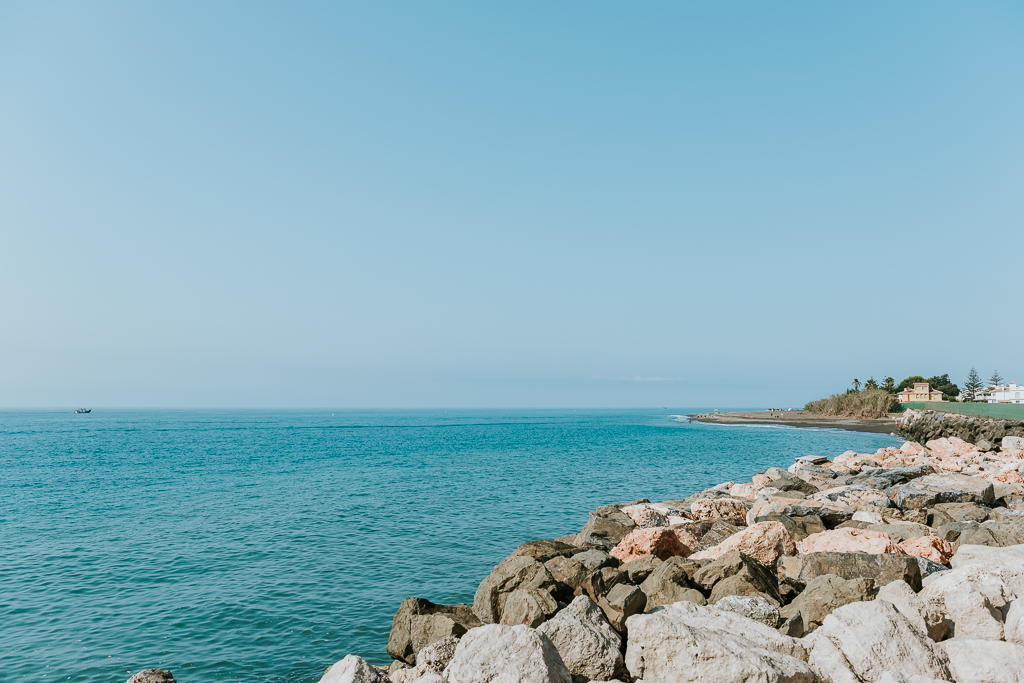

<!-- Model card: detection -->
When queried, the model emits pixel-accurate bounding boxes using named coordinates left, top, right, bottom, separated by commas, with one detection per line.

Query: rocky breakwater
left=125, top=438, right=1024, bottom=683
left=899, top=409, right=1024, bottom=452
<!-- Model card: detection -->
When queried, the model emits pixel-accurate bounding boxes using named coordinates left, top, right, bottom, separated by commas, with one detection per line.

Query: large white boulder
left=443, top=624, right=571, bottom=683
left=939, top=636, right=1024, bottom=683
left=920, top=563, right=1022, bottom=639
left=536, top=596, right=623, bottom=682
left=804, top=601, right=954, bottom=682
left=319, top=655, right=390, bottom=683
left=624, top=602, right=815, bottom=683
left=876, top=579, right=947, bottom=642
left=951, top=544, right=1024, bottom=569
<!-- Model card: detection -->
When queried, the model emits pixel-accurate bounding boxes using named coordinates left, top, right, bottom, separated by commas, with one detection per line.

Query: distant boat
left=75, top=408, right=91, bottom=414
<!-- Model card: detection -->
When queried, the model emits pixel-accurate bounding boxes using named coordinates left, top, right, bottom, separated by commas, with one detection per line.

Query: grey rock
left=511, top=540, right=580, bottom=563
left=780, top=574, right=874, bottom=633
left=777, top=551, right=922, bottom=592
left=474, top=556, right=559, bottom=625
left=620, top=554, right=663, bottom=584
left=752, top=513, right=825, bottom=542
left=1004, top=436, right=1024, bottom=450
left=570, top=550, right=616, bottom=571
left=692, top=520, right=744, bottom=553
left=639, top=556, right=706, bottom=611
left=388, top=597, right=481, bottom=664
left=931, top=502, right=991, bottom=523
left=443, top=624, right=572, bottom=683
left=715, top=594, right=780, bottom=627
left=501, top=587, right=559, bottom=627
left=545, top=556, right=589, bottom=590
left=577, top=510, right=635, bottom=550
left=917, top=556, right=949, bottom=579
left=126, top=671, right=176, bottom=683
left=416, top=636, right=460, bottom=673
left=893, top=473, right=995, bottom=510
left=537, top=596, right=624, bottom=682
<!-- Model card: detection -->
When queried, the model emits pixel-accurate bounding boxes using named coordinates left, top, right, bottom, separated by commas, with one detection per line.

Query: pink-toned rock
left=688, top=521, right=796, bottom=566
left=690, top=498, right=747, bottom=522
left=620, top=503, right=670, bottom=528
left=797, top=528, right=901, bottom=555
left=936, top=459, right=964, bottom=473
left=901, top=442, right=925, bottom=456
left=811, top=485, right=891, bottom=509
left=926, top=437, right=974, bottom=456
left=728, top=483, right=757, bottom=499
left=610, top=527, right=691, bottom=563
left=899, top=536, right=953, bottom=565
left=985, top=470, right=1024, bottom=484
left=751, top=471, right=782, bottom=488
left=670, top=524, right=703, bottom=549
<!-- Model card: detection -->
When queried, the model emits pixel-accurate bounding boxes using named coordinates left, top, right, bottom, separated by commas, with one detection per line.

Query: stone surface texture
left=689, top=520, right=796, bottom=566
left=536, top=596, right=623, bottom=682
left=610, top=526, right=691, bottom=563
left=443, top=624, right=571, bottom=683
left=797, top=528, right=901, bottom=555
left=319, top=655, right=391, bottom=683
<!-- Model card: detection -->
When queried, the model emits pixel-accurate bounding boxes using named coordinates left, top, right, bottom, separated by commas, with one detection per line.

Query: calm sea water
left=0, top=409, right=901, bottom=682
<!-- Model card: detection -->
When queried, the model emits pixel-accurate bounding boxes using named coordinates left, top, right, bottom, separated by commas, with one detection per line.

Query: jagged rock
left=866, top=521, right=932, bottom=543
left=797, top=528, right=900, bottom=555
left=126, top=671, right=176, bottom=683
left=639, top=556, right=707, bottom=611
left=691, top=497, right=749, bottom=522
left=610, top=527, right=691, bottom=563
left=917, top=556, right=949, bottom=579
left=746, top=496, right=854, bottom=528
left=577, top=509, right=636, bottom=550
left=893, top=474, right=995, bottom=510
left=938, top=637, right=1024, bottom=683
left=474, top=556, right=563, bottom=625
left=837, top=465, right=937, bottom=490
left=620, top=503, right=670, bottom=528
left=805, top=601, right=953, bottom=682
left=691, top=520, right=743, bottom=552
left=876, top=579, right=946, bottom=641
left=931, top=503, right=992, bottom=523
left=777, top=552, right=922, bottom=592
left=943, top=590, right=1004, bottom=639
left=1005, top=436, right=1024, bottom=450
left=620, top=554, right=663, bottom=583
left=692, top=551, right=782, bottom=606
left=899, top=536, right=954, bottom=565
left=959, top=520, right=1024, bottom=547
left=690, top=520, right=796, bottom=566
left=391, top=637, right=459, bottom=682
left=501, top=587, right=559, bottom=627
left=511, top=540, right=580, bottom=563
left=624, top=601, right=815, bottom=683
left=443, top=624, right=571, bottom=683
left=714, top=595, right=780, bottom=627
left=783, top=573, right=875, bottom=633
left=570, top=549, right=616, bottom=570
left=544, top=556, right=588, bottom=590
left=812, top=485, right=892, bottom=508
left=578, top=567, right=646, bottom=631
left=536, top=596, right=624, bottom=682
left=752, top=513, right=825, bottom=541
left=388, top=597, right=481, bottom=664
left=319, top=655, right=391, bottom=683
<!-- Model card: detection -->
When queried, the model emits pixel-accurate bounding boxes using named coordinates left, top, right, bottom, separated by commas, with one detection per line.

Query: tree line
left=848, top=369, right=1004, bottom=403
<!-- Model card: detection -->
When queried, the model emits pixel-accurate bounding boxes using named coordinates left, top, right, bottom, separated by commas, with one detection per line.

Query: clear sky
left=1, top=2, right=1022, bottom=408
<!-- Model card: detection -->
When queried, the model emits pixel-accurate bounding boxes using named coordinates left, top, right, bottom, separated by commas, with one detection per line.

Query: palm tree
left=852, top=379, right=861, bottom=391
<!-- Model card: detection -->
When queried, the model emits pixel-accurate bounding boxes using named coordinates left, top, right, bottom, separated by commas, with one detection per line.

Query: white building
left=988, top=382, right=1024, bottom=404
left=966, top=382, right=1024, bottom=404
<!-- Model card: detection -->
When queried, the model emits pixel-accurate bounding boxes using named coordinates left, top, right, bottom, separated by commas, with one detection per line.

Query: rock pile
left=323, top=436, right=1023, bottom=683
left=899, top=409, right=1024, bottom=451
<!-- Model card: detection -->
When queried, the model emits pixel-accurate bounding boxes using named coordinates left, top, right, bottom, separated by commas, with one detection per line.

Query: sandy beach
left=688, top=410, right=901, bottom=435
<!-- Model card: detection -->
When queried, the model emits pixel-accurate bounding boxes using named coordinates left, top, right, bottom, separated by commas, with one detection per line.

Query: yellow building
left=898, top=382, right=944, bottom=403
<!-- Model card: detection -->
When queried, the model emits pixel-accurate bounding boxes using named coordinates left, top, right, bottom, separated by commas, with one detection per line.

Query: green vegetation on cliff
left=804, top=388, right=899, bottom=418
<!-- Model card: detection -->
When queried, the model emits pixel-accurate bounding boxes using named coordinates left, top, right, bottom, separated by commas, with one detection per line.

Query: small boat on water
left=75, top=408, right=92, bottom=414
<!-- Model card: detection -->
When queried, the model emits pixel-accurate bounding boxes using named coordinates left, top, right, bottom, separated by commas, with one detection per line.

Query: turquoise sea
left=0, top=409, right=901, bottom=682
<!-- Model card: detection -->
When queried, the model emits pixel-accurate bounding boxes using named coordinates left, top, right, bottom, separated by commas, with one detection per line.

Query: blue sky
left=1, top=2, right=1022, bottom=408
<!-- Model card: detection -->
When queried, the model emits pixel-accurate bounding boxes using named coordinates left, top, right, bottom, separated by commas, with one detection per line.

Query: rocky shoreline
left=128, top=422, right=1024, bottom=683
